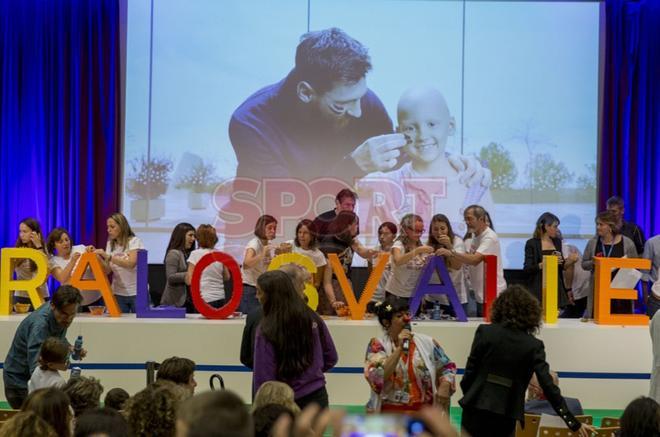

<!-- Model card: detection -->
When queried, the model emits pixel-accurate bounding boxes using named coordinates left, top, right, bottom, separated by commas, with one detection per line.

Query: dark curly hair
left=63, top=376, right=104, bottom=418
left=490, top=285, right=542, bottom=334
left=375, top=296, right=409, bottom=329
left=125, top=381, right=183, bottom=437
left=619, top=396, right=660, bottom=437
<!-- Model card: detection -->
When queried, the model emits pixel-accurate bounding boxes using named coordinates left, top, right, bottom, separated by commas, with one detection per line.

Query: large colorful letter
left=69, top=252, right=121, bottom=317
left=328, top=253, right=389, bottom=320
left=268, top=253, right=319, bottom=310
left=409, top=256, right=467, bottom=321
left=1, top=248, right=48, bottom=314
left=136, top=250, right=186, bottom=318
left=190, top=252, right=242, bottom=319
left=542, top=255, right=559, bottom=324
left=483, top=255, right=498, bottom=322
left=594, top=257, right=650, bottom=326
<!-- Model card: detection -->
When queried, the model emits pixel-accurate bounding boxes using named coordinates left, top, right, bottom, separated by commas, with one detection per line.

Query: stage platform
left=0, top=315, right=652, bottom=409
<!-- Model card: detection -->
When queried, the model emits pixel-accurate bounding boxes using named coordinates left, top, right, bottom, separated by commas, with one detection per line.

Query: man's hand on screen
left=351, top=133, right=406, bottom=173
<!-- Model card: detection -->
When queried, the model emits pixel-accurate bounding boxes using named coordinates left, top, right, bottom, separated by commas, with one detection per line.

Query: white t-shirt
left=563, top=244, right=591, bottom=300
left=14, top=257, right=49, bottom=299
left=385, top=240, right=431, bottom=298
left=28, top=367, right=65, bottom=393
left=371, top=248, right=393, bottom=302
left=48, top=246, right=101, bottom=306
left=241, top=237, right=273, bottom=286
left=288, top=240, right=327, bottom=268
left=359, top=161, right=495, bottom=238
left=188, top=248, right=225, bottom=303
left=106, top=236, right=144, bottom=296
left=467, top=227, right=507, bottom=303
left=426, top=236, right=468, bottom=305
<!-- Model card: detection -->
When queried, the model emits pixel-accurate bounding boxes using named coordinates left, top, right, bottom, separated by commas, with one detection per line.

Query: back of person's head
left=39, top=337, right=70, bottom=370
left=294, top=28, right=371, bottom=93
left=257, top=270, right=315, bottom=379
left=252, top=381, right=300, bottom=414
left=51, top=284, right=83, bottom=309
left=74, top=407, right=130, bottom=437
left=196, top=224, right=218, bottom=249
left=253, top=404, right=296, bottom=437
left=0, top=410, right=57, bottom=437
left=157, top=356, right=196, bottom=386
left=491, top=285, right=541, bottom=335
left=178, top=390, right=253, bottom=437
left=22, top=387, right=73, bottom=437
left=619, top=396, right=660, bottom=437
left=63, top=376, right=104, bottom=417
left=126, top=381, right=182, bottom=437
left=103, top=387, right=130, bottom=411
left=278, top=263, right=309, bottom=298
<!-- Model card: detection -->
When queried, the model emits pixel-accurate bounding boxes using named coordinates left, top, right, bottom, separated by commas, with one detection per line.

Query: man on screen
left=228, top=27, right=490, bottom=186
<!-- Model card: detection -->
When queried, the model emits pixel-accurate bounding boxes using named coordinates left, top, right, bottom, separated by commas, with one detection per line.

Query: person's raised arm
left=391, top=245, right=434, bottom=266
left=50, top=252, right=82, bottom=283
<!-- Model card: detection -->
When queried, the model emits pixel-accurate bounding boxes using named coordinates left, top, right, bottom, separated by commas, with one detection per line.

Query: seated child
left=358, top=86, right=495, bottom=237
left=27, top=337, right=69, bottom=393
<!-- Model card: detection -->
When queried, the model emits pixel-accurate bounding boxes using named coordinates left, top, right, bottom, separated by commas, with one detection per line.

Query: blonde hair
left=278, top=263, right=310, bottom=297
left=108, top=212, right=135, bottom=251
left=396, top=214, right=424, bottom=249
left=252, top=381, right=300, bottom=415
left=0, top=411, right=57, bottom=437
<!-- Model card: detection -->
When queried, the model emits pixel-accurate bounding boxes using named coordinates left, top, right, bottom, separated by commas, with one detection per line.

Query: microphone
left=402, top=315, right=412, bottom=353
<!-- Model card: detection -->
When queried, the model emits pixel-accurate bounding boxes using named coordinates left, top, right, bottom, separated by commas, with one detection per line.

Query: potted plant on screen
left=176, top=162, right=218, bottom=210
left=126, top=156, right=173, bottom=222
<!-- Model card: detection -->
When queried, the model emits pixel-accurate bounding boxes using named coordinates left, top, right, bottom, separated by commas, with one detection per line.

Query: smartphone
left=340, top=413, right=428, bottom=437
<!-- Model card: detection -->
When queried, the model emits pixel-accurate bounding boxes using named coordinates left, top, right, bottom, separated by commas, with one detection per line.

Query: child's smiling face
left=397, top=87, right=455, bottom=165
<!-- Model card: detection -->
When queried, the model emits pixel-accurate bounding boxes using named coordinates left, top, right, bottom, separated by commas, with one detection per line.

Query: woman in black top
left=523, top=212, right=577, bottom=307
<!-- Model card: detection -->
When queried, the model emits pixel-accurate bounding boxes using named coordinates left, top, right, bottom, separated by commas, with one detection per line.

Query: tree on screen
left=576, top=163, right=597, bottom=191
left=479, top=142, right=518, bottom=190
left=526, top=153, right=574, bottom=191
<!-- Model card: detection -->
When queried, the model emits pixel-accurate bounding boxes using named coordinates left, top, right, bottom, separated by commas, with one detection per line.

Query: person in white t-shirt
left=241, top=215, right=280, bottom=314
left=427, top=213, right=468, bottom=315
left=95, top=213, right=144, bottom=313
left=386, top=214, right=435, bottom=304
left=13, top=218, right=50, bottom=308
left=368, top=222, right=397, bottom=306
left=28, top=337, right=69, bottom=393
left=451, top=205, right=506, bottom=317
left=46, top=228, right=102, bottom=308
left=286, top=219, right=327, bottom=292
left=560, top=241, right=591, bottom=319
left=185, top=224, right=228, bottom=309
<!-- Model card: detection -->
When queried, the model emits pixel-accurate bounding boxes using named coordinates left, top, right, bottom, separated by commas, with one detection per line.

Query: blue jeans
left=115, top=295, right=136, bottom=313
left=239, top=284, right=260, bottom=314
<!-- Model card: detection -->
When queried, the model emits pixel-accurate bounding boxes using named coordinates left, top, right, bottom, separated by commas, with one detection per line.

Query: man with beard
left=3, top=285, right=85, bottom=408
left=229, top=27, right=489, bottom=186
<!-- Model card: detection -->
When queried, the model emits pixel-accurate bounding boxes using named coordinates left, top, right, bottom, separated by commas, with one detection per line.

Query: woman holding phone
left=523, top=212, right=576, bottom=307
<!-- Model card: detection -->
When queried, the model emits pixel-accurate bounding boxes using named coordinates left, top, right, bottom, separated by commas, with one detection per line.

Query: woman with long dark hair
left=253, top=270, right=337, bottom=409
left=13, top=218, right=49, bottom=306
left=459, top=285, right=593, bottom=437
left=161, top=223, right=196, bottom=308
left=523, top=212, right=577, bottom=307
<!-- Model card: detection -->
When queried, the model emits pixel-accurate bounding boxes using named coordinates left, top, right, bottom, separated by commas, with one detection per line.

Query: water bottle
left=432, top=303, right=441, bottom=321
left=71, top=335, right=83, bottom=361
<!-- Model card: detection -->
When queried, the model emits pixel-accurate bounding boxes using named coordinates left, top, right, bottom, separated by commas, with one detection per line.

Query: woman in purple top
left=253, top=270, right=338, bottom=409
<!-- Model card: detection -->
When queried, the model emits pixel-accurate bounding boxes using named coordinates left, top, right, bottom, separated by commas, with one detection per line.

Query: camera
left=340, top=413, right=428, bottom=437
